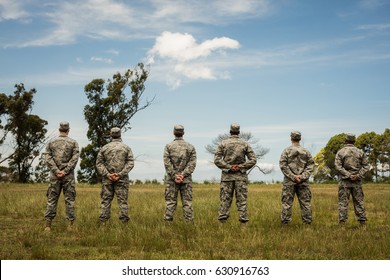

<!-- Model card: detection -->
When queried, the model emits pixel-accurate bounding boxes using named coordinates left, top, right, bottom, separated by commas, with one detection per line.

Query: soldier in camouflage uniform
left=44, top=122, right=80, bottom=231
left=279, top=131, right=314, bottom=225
left=335, top=133, right=370, bottom=226
left=163, top=125, right=197, bottom=222
left=214, top=123, right=257, bottom=224
left=96, top=127, right=134, bottom=224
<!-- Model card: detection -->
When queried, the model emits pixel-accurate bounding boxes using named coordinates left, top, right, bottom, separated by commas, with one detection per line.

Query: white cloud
left=0, top=0, right=29, bottom=21
left=90, top=56, right=113, bottom=64
left=147, top=31, right=240, bottom=86
left=356, top=23, right=390, bottom=31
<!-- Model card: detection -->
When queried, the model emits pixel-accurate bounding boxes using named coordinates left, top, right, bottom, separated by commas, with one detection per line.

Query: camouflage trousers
left=338, top=179, right=366, bottom=222
left=164, top=182, right=193, bottom=221
left=45, top=176, right=76, bottom=222
left=218, top=180, right=248, bottom=223
left=99, top=180, right=129, bottom=222
left=281, top=182, right=312, bottom=224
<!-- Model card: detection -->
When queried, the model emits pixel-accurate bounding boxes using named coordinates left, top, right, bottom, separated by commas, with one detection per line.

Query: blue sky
left=1, top=0, right=389, bottom=182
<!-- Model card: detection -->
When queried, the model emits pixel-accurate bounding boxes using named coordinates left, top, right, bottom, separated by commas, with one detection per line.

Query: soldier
left=44, top=121, right=80, bottom=231
left=214, top=123, right=257, bottom=224
left=279, top=131, right=314, bottom=225
left=335, top=133, right=370, bottom=227
left=96, top=127, right=134, bottom=224
left=163, top=125, right=197, bottom=222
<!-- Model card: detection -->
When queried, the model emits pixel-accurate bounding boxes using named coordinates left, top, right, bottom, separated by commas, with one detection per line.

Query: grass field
left=0, top=182, right=389, bottom=260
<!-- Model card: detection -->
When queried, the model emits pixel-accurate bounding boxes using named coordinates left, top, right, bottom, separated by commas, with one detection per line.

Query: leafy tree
left=2, top=84, right=48, bottom=183
left=78, top=63, right=153, bottom=184
left=377, top=129, right=389, bottom=180
left=0, top=93, right=9, bottom=146
left=205, top=131, right=272, bottom=174
left=321, top=133, right=346, bottom=181
left=356, top=132, right=381, bottom=181
left=34, top=154, right=50, bottom=183
left=312, top=148, right=332, bottom=182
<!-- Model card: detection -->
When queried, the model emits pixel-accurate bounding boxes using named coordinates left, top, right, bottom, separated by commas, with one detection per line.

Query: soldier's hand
left=294, top=175, right=301, bottom=183
left=175, top=174, right=184, bottom=184
left=350, top=175, right=359, bottom=181
left=56, top=170, right=65, bottom=178
left=230, top=165, right=240, bottom=172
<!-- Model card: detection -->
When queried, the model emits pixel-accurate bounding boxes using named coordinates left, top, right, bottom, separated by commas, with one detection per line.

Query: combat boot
left=44, top=220, right=52, bottom=231
left=359, top=220, right=367, bottom=230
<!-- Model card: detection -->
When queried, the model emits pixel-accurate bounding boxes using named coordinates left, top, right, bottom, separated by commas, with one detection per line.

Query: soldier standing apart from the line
left=214, top=123, right=257, bottom=225
left=44, top=122, right=80, bottom=231
left=96, top=127, right=134, bottom=224
left=163, top=125, right=197, bottom=222
left=335, top=133, right=369, bottom=227
left=279, top=131, right=314, bottom=225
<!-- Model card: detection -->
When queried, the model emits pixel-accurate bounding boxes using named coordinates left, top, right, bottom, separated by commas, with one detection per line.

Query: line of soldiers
left=43, top=122, right=370, bottom=231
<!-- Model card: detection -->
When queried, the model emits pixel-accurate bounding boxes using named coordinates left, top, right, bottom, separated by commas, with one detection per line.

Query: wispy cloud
left=0, top=0, right=29, bottom=21
left=356, top=23, right=390, bottom=31
left=90, top=56, right=113, bottom=64
left=4, top=0, right=271, bottom=47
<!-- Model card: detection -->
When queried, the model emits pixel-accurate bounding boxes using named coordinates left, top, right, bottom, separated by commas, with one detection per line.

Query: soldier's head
left=173, top=124, right=184, bottom=137
left=59, top=121, right=70, bottom=134
left=290, top=131, right=301, bottom=142
left=110, top=127, right=121, bottom=139
left=345, top=133, right=356, bottom=144
left=230, top=123, right=240, bottom=135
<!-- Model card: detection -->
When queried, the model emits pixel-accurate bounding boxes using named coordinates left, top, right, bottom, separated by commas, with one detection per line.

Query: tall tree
left=321, top=133, right=346, bottom=181
left=3, top=84, right=48, bottom=183
left=205, top=131, right=272, bottom=174
left=78, top=63, right=153, bottom=184
left=356, top=132, right=381, bottom=181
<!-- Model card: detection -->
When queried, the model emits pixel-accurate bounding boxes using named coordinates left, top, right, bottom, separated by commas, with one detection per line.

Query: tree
left=356, top=132, right=381, bottom=181
left=78, top=63, right=153, bottom=184
left=314, top=133, right=355, bottom=182
left=205, top=131, right=272, bottom=174
left=2, top=84, right=48, bottom=183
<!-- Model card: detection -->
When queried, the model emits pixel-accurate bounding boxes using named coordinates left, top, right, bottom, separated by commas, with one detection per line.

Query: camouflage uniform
left=96, top=127, right=134, bottom=223
left=214, top=124, right=257, bottom=223
left=335, top=134, right=370, bottom=224
left=44, top=122, right=79, bottom=224
left=279, top=131, right=314, bottom=225
left=163, top=125, right=197, bottom=221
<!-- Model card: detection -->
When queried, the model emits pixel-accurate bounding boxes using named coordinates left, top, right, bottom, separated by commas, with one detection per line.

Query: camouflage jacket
left=163, top=137, right=197, bottom=183
left=45, top=135, right=79, bottom=177
left=335, top=144, right=369, bottom=180
left=214, top=135, right=257, bottom=181
left=96, top=139, right=134, bottom=180
left=279, top=143, right=314, bottom=183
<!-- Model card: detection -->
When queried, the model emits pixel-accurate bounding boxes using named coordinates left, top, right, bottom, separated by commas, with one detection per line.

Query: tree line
left=1, top=62, right=389, bottom=183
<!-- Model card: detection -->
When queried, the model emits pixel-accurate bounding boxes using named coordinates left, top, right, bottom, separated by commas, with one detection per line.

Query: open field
left=0, top=183, right=389, bottom=260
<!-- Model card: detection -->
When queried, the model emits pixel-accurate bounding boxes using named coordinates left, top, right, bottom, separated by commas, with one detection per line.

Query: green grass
left=0, top=183, right=389, bottom=260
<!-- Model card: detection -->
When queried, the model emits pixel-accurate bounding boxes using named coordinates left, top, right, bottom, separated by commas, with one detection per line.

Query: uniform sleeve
left=63, top=141, right=80, bottom=175
left=214, top=143, right=231, bottom=171
left=182, top=146, right=197, bottom=178
left=301, top=151, right=314, bottom=181
left=279, top=149, right=296, bottom=181
left=163, top=145, right=175, bottom=178
left=358, top=152, right=370, bottom=179
left=45, top=142, right=60, bottom=174
left=118, top=147, right=134, bottom=178
left=96, top=148, right=109, bottom=177
left=335, top=150, right=351, bottom=179
left=238, top=144, right=257, bottom=171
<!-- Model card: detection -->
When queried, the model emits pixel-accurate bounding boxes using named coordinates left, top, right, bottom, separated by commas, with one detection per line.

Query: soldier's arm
left=301, top=151, right=314, bottom=181
left=358, top=152, right=370, bottom=179
left=238, top=145, right=257, bottom=172
left=45, top=143, right=60, bottom=174
left=183, top=146, right=197, bottom=177
left=163, top=145, right=175, bottom=178
left=118, top=147, right=134, bottom=178
left=63, top=141, right=80, bottom=175
left=96, top=149, right=109, bottom=177
left=279, top=149, right=296, bottom=181
left=214, top=143, right=231, bottom=170
left=334, top=150, right=351, bottom=179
